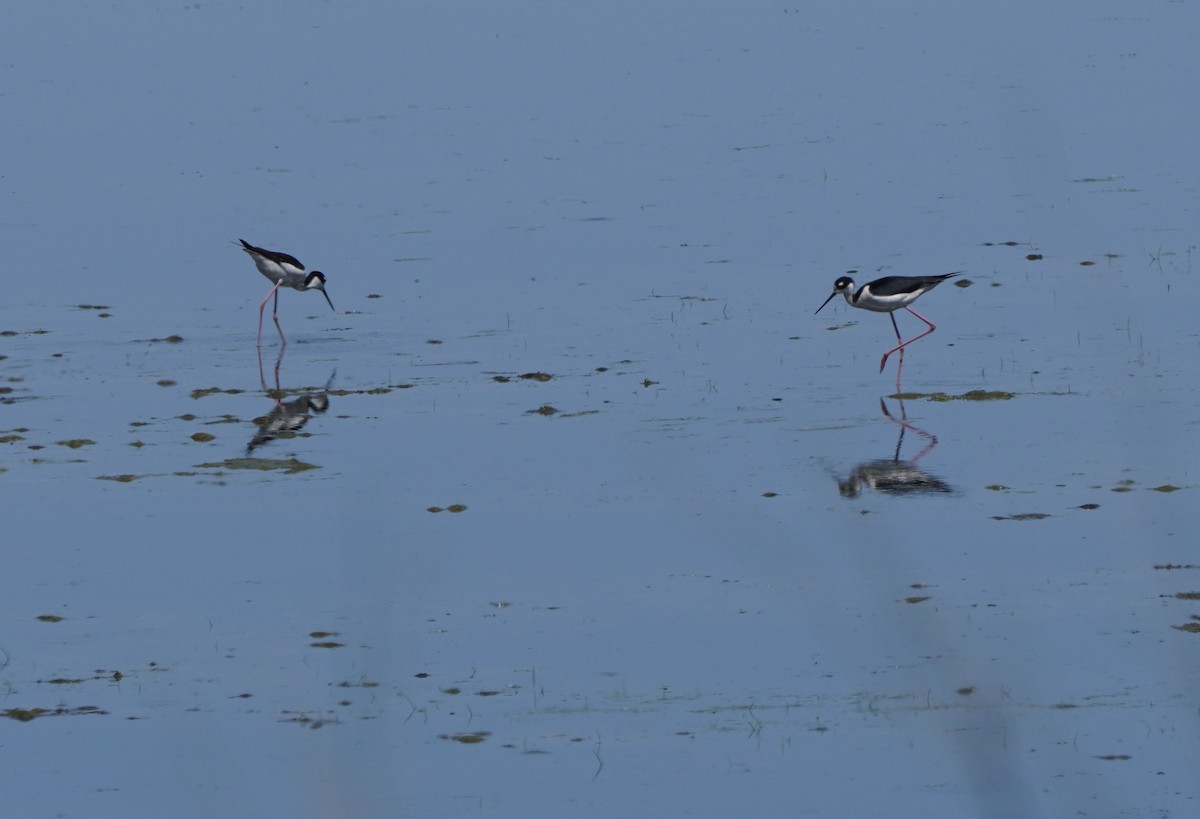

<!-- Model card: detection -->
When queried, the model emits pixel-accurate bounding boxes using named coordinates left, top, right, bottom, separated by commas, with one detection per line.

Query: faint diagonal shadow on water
left=836, top=397, right=953, bottom=497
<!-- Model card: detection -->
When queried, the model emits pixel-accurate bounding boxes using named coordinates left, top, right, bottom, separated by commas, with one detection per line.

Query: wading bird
left=816, top=272, right=956, bottom=381
left=240, top=239, right=335, bottom=346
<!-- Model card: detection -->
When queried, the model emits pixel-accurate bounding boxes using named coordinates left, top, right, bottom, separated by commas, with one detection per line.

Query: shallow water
left=2, top=2, right=1198, bottom=818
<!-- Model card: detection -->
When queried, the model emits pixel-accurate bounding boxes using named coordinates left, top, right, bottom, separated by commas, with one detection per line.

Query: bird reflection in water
left=247, top=346, right=335, bottom=453
left=838, top=398, right=952, bottom=497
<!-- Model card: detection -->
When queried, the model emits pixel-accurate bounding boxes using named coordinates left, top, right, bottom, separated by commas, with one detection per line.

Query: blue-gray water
left=2, top=2, right=1197, bottom=817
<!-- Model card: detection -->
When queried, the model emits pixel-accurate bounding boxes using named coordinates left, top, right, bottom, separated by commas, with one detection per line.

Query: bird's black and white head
left=304, top=271, right=336, bottom=312
left=815, top=274, right=857, bottom=315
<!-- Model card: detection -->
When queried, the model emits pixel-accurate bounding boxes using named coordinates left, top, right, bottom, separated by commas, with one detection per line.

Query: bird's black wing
left=240, top=239, right=305, bottom=271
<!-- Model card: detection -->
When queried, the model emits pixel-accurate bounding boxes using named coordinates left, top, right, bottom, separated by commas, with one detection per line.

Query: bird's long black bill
left=321, top=290, right=335, bottom=312
left=815, top=291, right=838, bottom=315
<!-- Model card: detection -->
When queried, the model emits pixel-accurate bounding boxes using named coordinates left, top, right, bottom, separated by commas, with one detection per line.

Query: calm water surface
left=2, top=2, right=1197, bottom=818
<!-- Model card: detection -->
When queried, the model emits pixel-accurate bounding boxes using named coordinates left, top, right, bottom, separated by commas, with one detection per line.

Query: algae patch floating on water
left=197, top=457, right=319, bottom=475
left=908, top=390, right=1016, bottom=402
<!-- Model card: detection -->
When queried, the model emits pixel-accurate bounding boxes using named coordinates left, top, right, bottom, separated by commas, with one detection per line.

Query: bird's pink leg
left=879, top=307, right=937, bottom=373
left=880, top=312, right=905, bottom=373
left=272, top=290, right=287, bottom=346
left=257, top=344, right=270, bottom=392
left=257, top=282, right=285, bottom=347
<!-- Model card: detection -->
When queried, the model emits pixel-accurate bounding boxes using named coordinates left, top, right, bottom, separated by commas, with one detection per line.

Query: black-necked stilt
left=240, top=239, right=335, bottom=346
left=816, top=272, right=956, bottom=379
